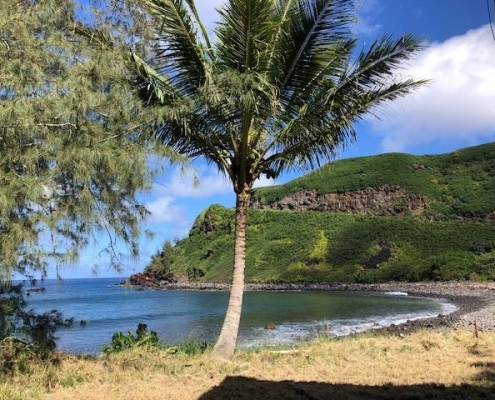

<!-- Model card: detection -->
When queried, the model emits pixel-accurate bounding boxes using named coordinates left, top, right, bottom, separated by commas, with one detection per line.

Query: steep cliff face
left=250, top=185, right=429, bottom=216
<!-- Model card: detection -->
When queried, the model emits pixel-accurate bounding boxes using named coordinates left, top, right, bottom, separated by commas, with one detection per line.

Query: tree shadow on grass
left=472, top=361, right=495, bottom=383
left=198, top=376, right=495, bottom=400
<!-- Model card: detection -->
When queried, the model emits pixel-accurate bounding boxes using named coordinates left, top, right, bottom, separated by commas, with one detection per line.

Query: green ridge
left=147, top=143, right=495, bottom=283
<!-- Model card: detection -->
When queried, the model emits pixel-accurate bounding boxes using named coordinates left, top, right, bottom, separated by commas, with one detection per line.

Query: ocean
left=23, top=277, right=456, bottom=354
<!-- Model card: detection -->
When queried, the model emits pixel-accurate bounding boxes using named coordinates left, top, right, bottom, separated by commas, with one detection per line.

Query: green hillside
left=146, top=143, right=495, bottom=283
left=252, top=142, right=495, bottom=220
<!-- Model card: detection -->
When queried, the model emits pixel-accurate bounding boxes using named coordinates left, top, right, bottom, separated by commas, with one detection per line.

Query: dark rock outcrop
left=250, top=185, right=429, bottom=216
left=129, top=271, right=177, bottom=288
left=364, top=243, right=392, bottom=269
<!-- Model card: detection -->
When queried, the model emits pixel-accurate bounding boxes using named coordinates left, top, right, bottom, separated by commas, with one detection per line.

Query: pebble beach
left=353, top=281, right=495, bottom=334
left=132, top=279, right=495, bottom=335
left=252, top=281, right=495, bottom=334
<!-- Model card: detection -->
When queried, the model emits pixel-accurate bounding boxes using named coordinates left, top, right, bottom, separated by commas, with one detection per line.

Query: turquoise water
left=23, top=278, right=455, bottom=354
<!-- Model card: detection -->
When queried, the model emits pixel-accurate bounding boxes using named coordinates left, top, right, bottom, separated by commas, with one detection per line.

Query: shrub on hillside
left=424, top=253, right=477, bottom=281
left=468, top=253, right=495, bottom=281
left=467, top=239, right=495, bottom=255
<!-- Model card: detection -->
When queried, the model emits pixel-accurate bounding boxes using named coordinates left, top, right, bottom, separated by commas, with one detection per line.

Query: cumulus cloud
left=142, top=166, right=232, bottom=230
left=144, top=163, right=278, bottom=226
left=155, top=167, right=232, bottom=198
left=145, top=196, right=186, bottom=223
left=354, top=0, right=383, bottom=37
left=143, top=197, right=192, bottom=241
left=371, top=25, right=495, bottom=152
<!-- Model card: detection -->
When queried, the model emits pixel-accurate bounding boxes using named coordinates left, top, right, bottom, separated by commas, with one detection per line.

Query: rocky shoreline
left=359, top=281, right=495, bottom=335
left=125, top=278, right=495, bottom=336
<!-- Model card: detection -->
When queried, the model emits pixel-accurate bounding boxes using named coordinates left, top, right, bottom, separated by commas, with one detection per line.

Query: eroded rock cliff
left=250, top=185, right=429, bottom=216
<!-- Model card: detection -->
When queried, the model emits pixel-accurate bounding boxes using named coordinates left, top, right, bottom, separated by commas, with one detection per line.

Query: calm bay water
left=23, top=278, right=456, bottom=354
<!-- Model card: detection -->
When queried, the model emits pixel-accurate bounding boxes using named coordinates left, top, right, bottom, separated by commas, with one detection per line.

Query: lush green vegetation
left=147, top=143, right=495, bottom=283
left=101, top=323, right=209, bottom=357
left=253, top=142, right=495, bottom=220
left=101, top=323, right=159, bottom=355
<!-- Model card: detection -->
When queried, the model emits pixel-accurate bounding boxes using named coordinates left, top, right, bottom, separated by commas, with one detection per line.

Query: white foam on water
left=384, top=291, right=409, bottom=296
left=238, top=323, right=317, bottom=349
left=237, top=299, right=458, bottom=349
left=328, top=299, right=457, bottom=338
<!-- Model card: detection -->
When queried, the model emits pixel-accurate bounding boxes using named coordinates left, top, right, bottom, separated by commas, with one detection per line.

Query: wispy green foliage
left=0, top=0, right=179, bottom=280
left=1, top=284, right=65, bottom=362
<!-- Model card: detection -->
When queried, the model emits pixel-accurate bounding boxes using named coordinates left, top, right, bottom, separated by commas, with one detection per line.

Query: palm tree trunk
left=211, top=187, right=249, bottom=360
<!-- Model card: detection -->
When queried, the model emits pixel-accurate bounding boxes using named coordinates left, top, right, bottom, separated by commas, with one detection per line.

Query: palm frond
left=183, top=0, right=213, bottom=56
left=141, top=0, right=209, bottom=95
left=130, top=52, right=177, bottom=105
left=153, top=112, right=234, bottom=177
left=268, top=0, right=355, bottom=103
left=263, top=34, right=426, bottom=174
left=215, top=0, right=276, bottom=72
left=349, top=34, right=426, bottom=89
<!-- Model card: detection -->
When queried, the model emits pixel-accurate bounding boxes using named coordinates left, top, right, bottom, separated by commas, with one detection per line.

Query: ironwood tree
left=0, top=0, right=180, bottom=281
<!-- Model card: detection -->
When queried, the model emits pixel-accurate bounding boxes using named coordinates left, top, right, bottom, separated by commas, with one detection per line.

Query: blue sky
left=52, top=0, right=495, bottom=279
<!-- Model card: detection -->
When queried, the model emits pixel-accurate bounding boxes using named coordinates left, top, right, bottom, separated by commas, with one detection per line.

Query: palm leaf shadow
left=199, top=375, right=495, bottom=400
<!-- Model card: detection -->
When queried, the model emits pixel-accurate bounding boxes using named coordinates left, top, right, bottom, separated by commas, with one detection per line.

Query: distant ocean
left=23, top=278, right=456, bottom=354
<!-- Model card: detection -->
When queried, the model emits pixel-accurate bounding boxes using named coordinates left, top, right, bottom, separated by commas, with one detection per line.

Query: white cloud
left=156, top=167, right=232, bottom=198
left=144, top=163, right=279, bottom=226
left=145, top=196, right=186, bottom=223
left=143, top=195, right=192, bottom=240
left=143, top=166, right=232, bottom=229
left=371, top=25, right=495, bottom=152
left=354, top=0, right=383, bottom=37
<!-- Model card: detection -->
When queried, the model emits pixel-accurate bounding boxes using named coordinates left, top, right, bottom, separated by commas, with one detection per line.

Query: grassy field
left=2, top=329, right=494, bottom=399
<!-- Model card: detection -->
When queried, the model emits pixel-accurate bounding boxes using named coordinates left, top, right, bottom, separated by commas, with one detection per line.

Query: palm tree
left=131, top=0, right=426, bottom=360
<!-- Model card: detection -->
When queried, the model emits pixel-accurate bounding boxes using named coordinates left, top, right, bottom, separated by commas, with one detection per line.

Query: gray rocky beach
left=248, top=281, right=495, bottom=335
left=128, top=276, right=495, bottom=336
left=263, top=281, right=495, bottom=335
left=354, top=281, right=495, bottom=334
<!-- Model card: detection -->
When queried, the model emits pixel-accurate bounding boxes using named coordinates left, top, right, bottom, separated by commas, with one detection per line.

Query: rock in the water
left=264, top=322, right=276, bottom=330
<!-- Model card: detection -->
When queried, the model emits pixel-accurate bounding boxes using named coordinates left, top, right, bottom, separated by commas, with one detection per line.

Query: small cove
left=24, top=278, right=456, bottom=354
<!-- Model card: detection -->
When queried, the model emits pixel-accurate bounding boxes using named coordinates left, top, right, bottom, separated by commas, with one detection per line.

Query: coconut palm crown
left=131, top=0, right=426, bottom=360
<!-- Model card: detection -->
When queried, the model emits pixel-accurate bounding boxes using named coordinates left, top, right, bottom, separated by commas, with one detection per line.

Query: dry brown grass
left=1, top=329, right=494, bottom=400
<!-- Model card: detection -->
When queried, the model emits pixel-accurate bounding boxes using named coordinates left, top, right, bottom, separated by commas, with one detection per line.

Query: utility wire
left=487, top=0, right=495, bottom=42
